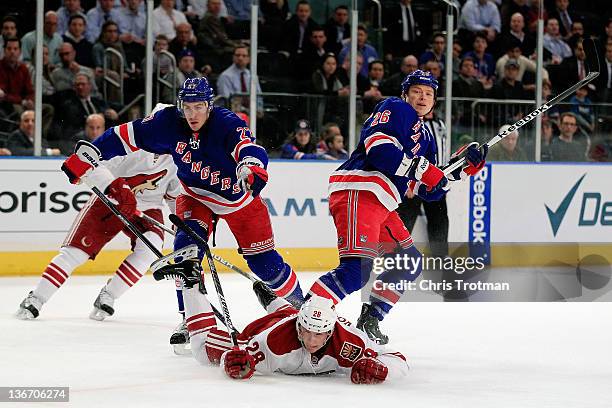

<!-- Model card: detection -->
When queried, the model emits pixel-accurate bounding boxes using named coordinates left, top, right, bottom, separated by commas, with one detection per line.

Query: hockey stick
left=443, top=71, right=600, bottom=176
left=138, top=211, right=258, bottom=282
left=74, top=146, right=228, bottom=327
left=169, top=214, right=240, bottom=347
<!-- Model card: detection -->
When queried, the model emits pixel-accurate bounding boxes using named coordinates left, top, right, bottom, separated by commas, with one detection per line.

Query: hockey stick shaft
left=138, top=211, right=257, bottom=282
left=169, top=214, right=239, bottom=347
left=86, top=187, right=228, bottom=326
left=443, top=71, right=600, bottom=176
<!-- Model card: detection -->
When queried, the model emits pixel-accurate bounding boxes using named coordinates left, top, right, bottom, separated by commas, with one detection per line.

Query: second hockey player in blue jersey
left=61, top=78, right=305, bottom=312
left=307, top=70, right=488, bottom=343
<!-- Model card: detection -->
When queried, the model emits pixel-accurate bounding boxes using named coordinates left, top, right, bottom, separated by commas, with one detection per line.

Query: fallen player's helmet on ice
left=401, top=69, right=439, bottom=96
left=297, top=296, right=337, bottom=333
left=177, top=77, right=214, bottom=113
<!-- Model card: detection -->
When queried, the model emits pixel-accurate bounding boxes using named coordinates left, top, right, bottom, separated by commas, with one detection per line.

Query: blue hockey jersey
left=328, top=97, right=438, bottom=211
left=92, top=104, right=268, bottom=214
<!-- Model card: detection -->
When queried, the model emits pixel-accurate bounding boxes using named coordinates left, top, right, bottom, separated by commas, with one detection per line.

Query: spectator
left=526, top=0, right=548, bottom=33
left=500, top=0, right=529, bottom=29
left=540, top=119, right=554, bottom=161
left=55, top=72, right=118, bottom=141
left=153, top=0, right=188, bottom=41
left=57, top=0, right=85, bottom=37
left=91, top=21, right=128, bottom=103
left=463, top=33, right=495, bottom=81
left=0, top=15, right=18, bottom=60
left=300, top=26, right=330, bottom=78
left=311, top=52, right=346, bottom=96
left=452, top=41, right=463, bottom=81
left=322, top=132, right=348, bottom=160
left=188, top=0, right=229, bottom=19
left=556, top=38, right=588, bottom=92
left=62, top=14, right=94, bottom=68
left=86, top=0, right=121, bottom=43
left=6, top=110, right=61, bottom=156
left=281, top=119, right=327, bottom=160
left=148, top=35, right=173, bottom=78
left=569, top=85, right=595, bottom=134
left=488, top=59, right=526, bottom=102
left=21, top=11, right=63, bottom=65
left=551, top=112, right=587, bottom=161
left=363, top=60, right=385, bottom=114
left=543, top=18, right=572, bottom=63
left=452, top=57, right=486, bottom=128
left=549, top=0, right=578, bottom=40
left=337, top=52, right=369, bottom=95
left=224, top=0, right=253, bottom=39
left=419, top=33, right=446, bottom=75
left=338, top=24, right=379, bottom=79
left=0, top=38, right=34, bottom=117
left=26, top=45, right=57, bottom=102
left=569, top=21, right=584, bottom=44
left=495, top=38, right=549, bottom=93
left=459, top=0, right=501, bottom=44
left=487, top=124, right=528, bottom=161
left=597, top=19, right=612, bottom=55
left=323, top=5, right=350, bottom=56
left=316, top=121, right=342, bottom=152
left=424, top=60, right=443, bottom=96
left=116, top=0, right=147, bottom=65
left=499, top=12, right=535, bottom=57
left=596, top=41, right=612, bottom=102
left=216, top=45, right=263, bottom=112
left=161, top=49, right=202, bottom=103
left=170, top=22, right=200, bottom=67
left=58, top=113, right=105, bottom=155
left=380, top=54, right=418, bottom=96
left=382, top=0, right=430, bottom=60
left=280, top=1, right=317, bottom=59
left=197, top=0, right=240, bottom=64
left=51, top=42, right=98, bottom=95
left=397, top=110, right=449, bottom=259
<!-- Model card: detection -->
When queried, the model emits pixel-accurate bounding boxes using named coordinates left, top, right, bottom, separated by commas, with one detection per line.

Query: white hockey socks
left=182, top=286, right=218, bottom=364
left=33, top=246, right=90, bottom=303
left=106, top=232, right=162, bottom=299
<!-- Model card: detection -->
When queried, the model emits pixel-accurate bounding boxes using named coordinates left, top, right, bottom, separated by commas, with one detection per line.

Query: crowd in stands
left=0, top=0, right=611, bottom=162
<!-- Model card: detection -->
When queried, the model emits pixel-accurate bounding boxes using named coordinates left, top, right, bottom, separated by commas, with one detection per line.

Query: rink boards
left=0, top=158, right=610, bottom=275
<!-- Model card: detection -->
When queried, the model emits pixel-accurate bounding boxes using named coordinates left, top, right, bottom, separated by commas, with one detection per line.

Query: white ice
left=1, top=272, right=611, bottom=408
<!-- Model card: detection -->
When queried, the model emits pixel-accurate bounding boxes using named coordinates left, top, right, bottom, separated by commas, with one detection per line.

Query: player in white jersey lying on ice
left=157, top=264, right=408, bottom=383
left=17, top=149, right=180, bottom=321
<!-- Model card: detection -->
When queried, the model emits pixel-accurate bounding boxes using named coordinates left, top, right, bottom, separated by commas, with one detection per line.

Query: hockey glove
left=61, top=154, right=93, bottom=184
left=237, top=157, right=268, bottom=197
left=106, top=178, right=137, bottom=218
left=223, top=349, right=256, bottom=380
left=408, top=178, right=449, bottom=202
left=406, top=156, right=446, bottom=189
left=448, top=142, right=488, bottom=180
left=351, top=357, right=388, bottom=384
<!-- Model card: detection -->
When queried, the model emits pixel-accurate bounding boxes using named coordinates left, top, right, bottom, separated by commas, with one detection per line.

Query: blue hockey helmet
left=177, top=77, right=214, bottom=113
left=401, top=69, right=439, bottom=96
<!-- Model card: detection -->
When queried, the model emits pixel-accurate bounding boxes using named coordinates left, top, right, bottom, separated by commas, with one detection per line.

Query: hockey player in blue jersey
left=61, top=77, right=305, bottom=335
left=307, top=70, right=488, bottom=343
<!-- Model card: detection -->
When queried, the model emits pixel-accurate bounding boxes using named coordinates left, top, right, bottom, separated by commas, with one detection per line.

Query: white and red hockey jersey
left=103, top=150, right=180, bottom=211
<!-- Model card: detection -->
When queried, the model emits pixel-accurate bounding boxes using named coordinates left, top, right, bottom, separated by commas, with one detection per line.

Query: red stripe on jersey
left=232, top=139, right=252, bottom=162
left=274, top=270, right=298, bottom=297
left=118, top=123, right=138, bottom=152
left=329, top=174, right=399, bottom=202
left=364, top=134, right=397, bottom=152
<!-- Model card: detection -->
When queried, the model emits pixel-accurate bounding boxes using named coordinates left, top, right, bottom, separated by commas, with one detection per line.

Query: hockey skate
left=252, top=280, right=278, bottom=309
left=356, top=304, right=389, bottom=345
left=16, top=291, right=43, bottom=320
left=153, top=260, right=206, bottom=294
left=170, top=317, right=191, bottom=355
left=89, top=285, right=115, bottom=321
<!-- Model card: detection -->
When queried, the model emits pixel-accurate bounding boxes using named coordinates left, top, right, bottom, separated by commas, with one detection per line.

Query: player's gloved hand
left=408, top=178, right=450, bottom=202
left=237, top=157, right=268, bottom=197
left=407, top=156, right=446, bottom=189
left=447, top=142, right=488, bottom=180
left=61, top=154, right=93, bottom=184
left=223, top=348, right=256, bottom=380
left=351, top=357, right=388, bottom=384
left=106, top=178, right=137, bottom=217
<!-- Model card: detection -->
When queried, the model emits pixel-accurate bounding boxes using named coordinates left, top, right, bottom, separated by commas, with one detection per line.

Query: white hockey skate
left=170, top=318, right=191, bottom=355
left=16, top=291, right=43, bottom=320
left=89, top=286, right=115, bottom=321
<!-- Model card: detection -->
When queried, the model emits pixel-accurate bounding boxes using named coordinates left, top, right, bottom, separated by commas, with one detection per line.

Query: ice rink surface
left=1, top=272, right=611, bottom=408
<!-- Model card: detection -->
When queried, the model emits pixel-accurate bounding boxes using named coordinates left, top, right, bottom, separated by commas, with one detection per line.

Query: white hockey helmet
left=296, top=296, right=337, bottom=334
